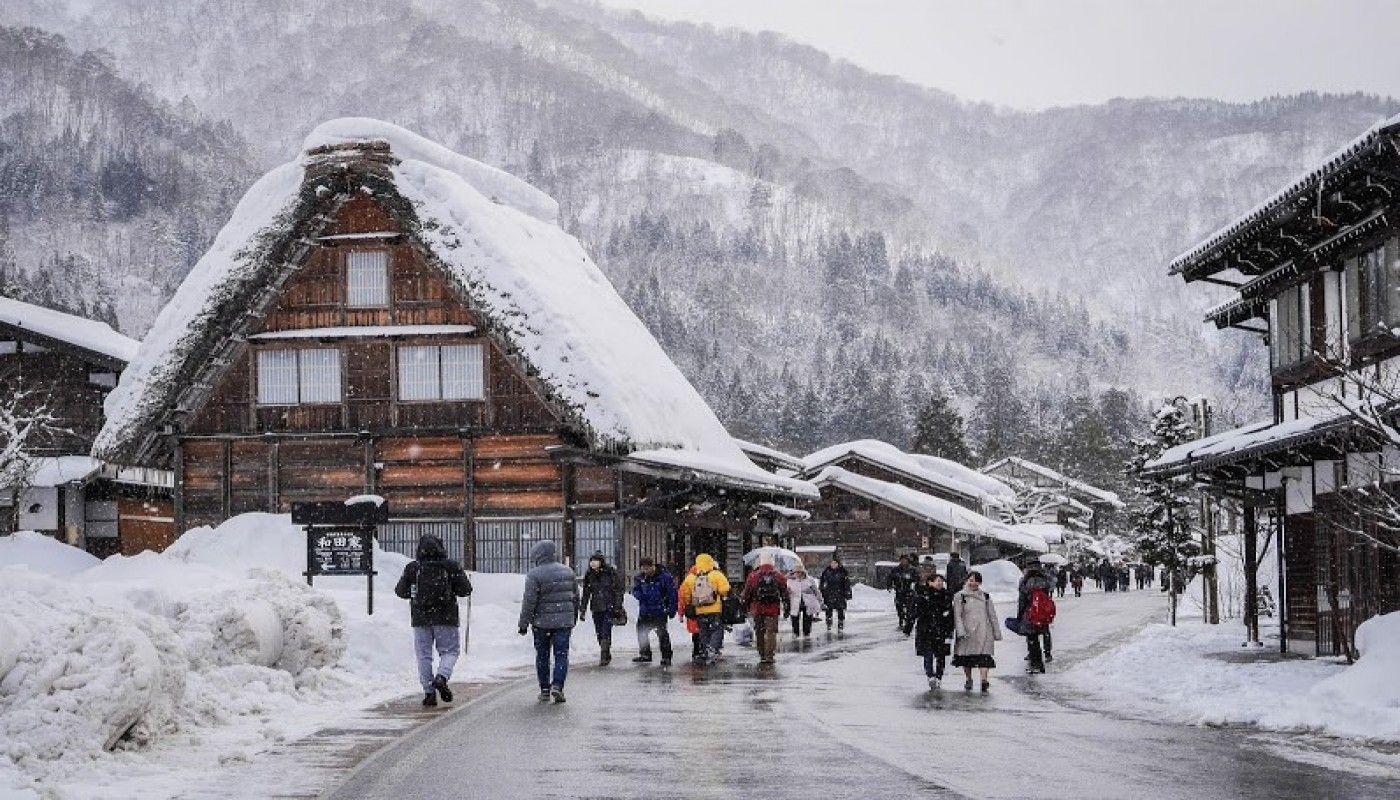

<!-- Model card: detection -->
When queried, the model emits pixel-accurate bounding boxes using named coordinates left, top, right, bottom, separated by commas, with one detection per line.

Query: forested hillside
left=2, top=0, right=1395, bottom=495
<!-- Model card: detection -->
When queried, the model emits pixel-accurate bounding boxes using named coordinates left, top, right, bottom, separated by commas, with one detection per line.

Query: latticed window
left=1344, top=236, right=1400, bottom=342
left=257, top=348, right=342, bottom=405
left=397, top=343, right=484, bottom=401
left=346, top=250, right=389, bottom=307
left=1271, top=283, right=1310, bottom=368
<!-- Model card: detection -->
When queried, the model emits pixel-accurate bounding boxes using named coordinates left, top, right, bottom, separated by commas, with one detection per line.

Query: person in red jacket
left=740, top=553, right=790, bottom=665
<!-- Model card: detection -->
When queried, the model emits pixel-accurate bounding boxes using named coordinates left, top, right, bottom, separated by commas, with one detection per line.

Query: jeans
left=635, top=615, right=672, bottom=659
left=697, top=613, right=726, bottom=658
left=533, top=626, right=572, bottom=689
left=413, top=625, right=460, bottom=692
left=591, top=611, right=613, bottom=642
left=922, top=653, right=946, bottom=679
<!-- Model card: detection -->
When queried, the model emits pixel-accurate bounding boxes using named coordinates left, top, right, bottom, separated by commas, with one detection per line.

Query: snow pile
left=0, top=530, right=102, bottom=576
left=1061, top=611, right=1400, bottom=742
left=846, top=583, right=895, bottom=612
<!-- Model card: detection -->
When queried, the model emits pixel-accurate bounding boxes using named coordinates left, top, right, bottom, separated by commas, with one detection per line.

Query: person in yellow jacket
left=679, top=553, right=731, bottom=664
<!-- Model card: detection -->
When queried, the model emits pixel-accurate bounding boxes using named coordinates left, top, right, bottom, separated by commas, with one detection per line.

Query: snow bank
left=1061, top=611, right=1400, bottom=742
left=0, top=530, right=102, bottom=576
left=846, top=583, right=894, bottom=612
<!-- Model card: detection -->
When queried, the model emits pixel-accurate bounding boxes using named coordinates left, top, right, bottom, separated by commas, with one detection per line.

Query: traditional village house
left=982, top=456, right=1126, bottom=537
left=1142, top=115, right=1400, bottom=656
left=94, top=118, right=816, bottom=578
left=0, top=297, right=173, bottom=556
left=786, top=440, right=1046, bottom=580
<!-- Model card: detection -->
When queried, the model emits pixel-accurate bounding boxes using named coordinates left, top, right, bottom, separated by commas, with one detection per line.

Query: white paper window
left=257, top=348, right=341, bottom=405
left=346, top=251, right=389, bottom=307
left=397, top=343, right=484, bottom=401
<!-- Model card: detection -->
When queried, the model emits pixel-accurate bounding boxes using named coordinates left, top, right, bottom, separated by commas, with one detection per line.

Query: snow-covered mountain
left=2, top=0, right=1396, bottom=462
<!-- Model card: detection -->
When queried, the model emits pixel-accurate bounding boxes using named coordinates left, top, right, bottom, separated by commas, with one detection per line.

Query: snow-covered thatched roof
left=801, top=440, right=1015, bottom=508
left=982, top=456, right=1125, bottom=509
left=94, top=118, right=812, bottom=498
left=0, top=297, right=138, bottom=365
left=811, top=466, right=1045, bottom=552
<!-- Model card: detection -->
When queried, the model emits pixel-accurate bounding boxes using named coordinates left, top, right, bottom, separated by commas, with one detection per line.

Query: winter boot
left=660, top=656, right=671, bottom=666
left=422, top=692, right=437, bottom=707
left=538, top=688, right=551, bottom=701
left=550, top=686, right=566, bottom=703
left=432, top=674, right=453, bottom=703
left=599, top=639, right=611, bottom=666
left=632, top=652, right=652, bottom=663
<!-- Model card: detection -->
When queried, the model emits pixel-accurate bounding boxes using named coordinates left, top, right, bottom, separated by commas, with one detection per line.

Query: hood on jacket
left=417, top=534, right=447, bottom=561
left=694, top=553, right=717, bottom=572
left=587, top=551, right=609, bottom=569
left=530, top=539, right=558, bottom=567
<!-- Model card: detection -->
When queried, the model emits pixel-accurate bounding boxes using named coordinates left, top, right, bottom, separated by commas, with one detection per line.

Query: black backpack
left=412, top=561, right=454, bottom=610
left=755, top=571, right=784, bottom=604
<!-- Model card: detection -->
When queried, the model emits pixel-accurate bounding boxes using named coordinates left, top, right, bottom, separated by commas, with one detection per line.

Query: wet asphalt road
left=327, top=592, right=1400, bottom=800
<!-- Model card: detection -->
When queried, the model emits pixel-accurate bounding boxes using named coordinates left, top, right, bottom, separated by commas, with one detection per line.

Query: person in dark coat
left=1055, top=566, right=1068, bottom=598
left=903, top=573, right=955, bottom=688
left=629, top=557, right=676, bottom=665
left=580, top=552, right=624, bottom=666
left=888, top=555, right=921, bottom=628
left=394, top=534, right=473, bottom=707
left=819, top=558, right=853, bottom=630
left=517, top=540, right=579, bottom=703
left=1017, top=565, right=1056, bottom=673
left=943, top=552, right=969, bottom=596
left=1070, top=570, right=1084, bottom=598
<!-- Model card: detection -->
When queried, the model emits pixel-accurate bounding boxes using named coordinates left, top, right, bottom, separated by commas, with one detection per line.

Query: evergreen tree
left=1129, top=402, right=1200, bottom=626
left=910, top=389, right=973, bottom=464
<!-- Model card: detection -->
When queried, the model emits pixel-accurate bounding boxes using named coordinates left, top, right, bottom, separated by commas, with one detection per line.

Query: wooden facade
left=1149, top=117, right=1400, bottom=656
left=145, top=152, right=805, bottom=575
left=788, top=483, right=953, bottom=585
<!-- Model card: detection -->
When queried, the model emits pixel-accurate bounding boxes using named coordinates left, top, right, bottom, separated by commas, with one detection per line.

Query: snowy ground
left=4, top=522, right=1398, bottom=798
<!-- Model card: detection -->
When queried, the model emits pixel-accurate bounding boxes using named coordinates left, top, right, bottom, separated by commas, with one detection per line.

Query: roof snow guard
left=1170, top=114, right=1400, bottom=282
left=96, top=118, right=799, bottom=497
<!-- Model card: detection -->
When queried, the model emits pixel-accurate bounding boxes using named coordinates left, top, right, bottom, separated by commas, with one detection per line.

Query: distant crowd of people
left=394, top=532, right=1146, bottom=706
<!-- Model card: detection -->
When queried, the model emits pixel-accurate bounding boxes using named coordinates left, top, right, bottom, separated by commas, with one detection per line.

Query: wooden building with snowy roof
left=0, top=297, right=173, bottom=556
left=95, top=118, right=815, bottom=575
left=981, top=456, right=1125, bottom=536
left=1143, top=114, right=1400, bottom=656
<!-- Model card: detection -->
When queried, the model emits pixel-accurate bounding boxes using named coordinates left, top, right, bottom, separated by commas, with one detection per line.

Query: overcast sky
left=594, top=0, right=1400, bottom=110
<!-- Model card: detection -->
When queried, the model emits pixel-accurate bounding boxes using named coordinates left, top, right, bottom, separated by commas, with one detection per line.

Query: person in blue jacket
left=629, top=557, right=677, bottom=665
left=517, top=540, right=579, bottom=703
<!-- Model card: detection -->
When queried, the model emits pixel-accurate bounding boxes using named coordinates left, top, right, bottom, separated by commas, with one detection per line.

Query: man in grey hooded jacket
left=517, top=540, right=579, bottom=703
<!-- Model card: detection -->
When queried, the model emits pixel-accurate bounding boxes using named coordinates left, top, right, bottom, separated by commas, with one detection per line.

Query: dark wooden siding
left=472, top=434, right=565, bottom=515
left=0, top=345, right=116, bottom=454
left=1283, top=513, right=1317, bottom=651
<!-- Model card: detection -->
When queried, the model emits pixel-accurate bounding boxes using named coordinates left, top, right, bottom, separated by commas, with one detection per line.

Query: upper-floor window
left=397, top=343, right=485, bottom=401
left=257, top=348, right=342, bottom=405
left=1344, top=236, right=1400, bottom=342
left=1271, top=283, right=1310, bottom=368
left=346, top=251, right=389, bottom=308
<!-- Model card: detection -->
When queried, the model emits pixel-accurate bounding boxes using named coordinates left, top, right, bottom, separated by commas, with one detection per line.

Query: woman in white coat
left=787, top=565, right=825, bottom=637
left=952, top=570, right=1002, bottom=692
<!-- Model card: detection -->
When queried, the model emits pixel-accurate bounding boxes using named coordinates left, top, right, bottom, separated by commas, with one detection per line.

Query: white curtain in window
left=346, top=251, right=389, bottom=307
left=298, top=349, right=342, bottom=403
left=398, top=345, right=439, bottom=401
left=440, top=344, right=484, bottom=400
left=257, top=350, right=299, bottom=405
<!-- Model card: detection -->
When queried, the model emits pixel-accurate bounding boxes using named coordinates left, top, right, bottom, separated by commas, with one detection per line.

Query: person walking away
left=952, top=571, right=1002, bottom=692
left=1055, top=566, right=1068, bottom=598
left=680, top=553, right=731, bottom=664
left=888, top=554, right=921, bottom=629
left=581, top=552, right=624, bottom=666
left=1070, top=570, right=1084, bottom=598
left=1017, top=565, right=1057, bottom=673
left=740, top=552, right=789, bottom=664
left=517, top=540, right=579, bottom=703
left=394, top=534, right=473, bottom=707
left=819, top=558, right=853, bottom=630
left=786, top=564, right=824, bottom=637
left=630, top=557, right=676, bottom=665
left=679, top=565, right=703, bottom=661
left=944, top=551, right=969, bottom=596
left=904, top=573, right=955, bottom=688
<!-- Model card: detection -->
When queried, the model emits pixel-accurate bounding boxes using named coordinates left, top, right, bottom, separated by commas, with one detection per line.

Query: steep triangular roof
left=96, top=119, right=809, bottom=498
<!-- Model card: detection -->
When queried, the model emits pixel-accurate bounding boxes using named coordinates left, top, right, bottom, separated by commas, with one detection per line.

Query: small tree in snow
left=1129, top=401, right=1200, bottom=626
left=0, top=382, right=62, bottom=532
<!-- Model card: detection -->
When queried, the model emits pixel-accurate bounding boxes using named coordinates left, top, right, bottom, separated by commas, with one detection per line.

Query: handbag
left=1004, top=616, right=1027, bottom=636
left=612, top=607, right=628, bottom=626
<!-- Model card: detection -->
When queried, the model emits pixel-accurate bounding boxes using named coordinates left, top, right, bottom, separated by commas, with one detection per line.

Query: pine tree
left=910, top=390, right=973, bottom=463
left=1129, top=402, right=1200, bottom=626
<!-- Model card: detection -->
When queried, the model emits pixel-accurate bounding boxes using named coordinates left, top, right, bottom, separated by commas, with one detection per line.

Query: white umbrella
left=1038, top=553, right=1068, bottom=565
left=742, top=546, right=802, bottom=572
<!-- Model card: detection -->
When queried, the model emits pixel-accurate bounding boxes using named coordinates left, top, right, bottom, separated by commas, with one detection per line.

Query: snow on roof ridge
left=1169, top=113, right=1400, bottom=275
left=301, top=118, right=558, bottom=225
left=801, top=439, right=1013, bottom=503
left=0, top=296, right=138, bottom=363
left=985, top=456, right=1124, bottom=508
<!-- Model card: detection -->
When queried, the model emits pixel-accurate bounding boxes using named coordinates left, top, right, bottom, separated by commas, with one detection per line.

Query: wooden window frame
left=345, top=249, right=391, bottom=309
left=394, top=341, right=487, bottom=403
left=255, top=346, right=343, bottom=406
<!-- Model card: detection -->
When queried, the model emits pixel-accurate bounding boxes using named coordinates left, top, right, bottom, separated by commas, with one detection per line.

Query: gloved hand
left=579, top=610, right=587, bottom=621
left=518, top=626, right=528, bottom=636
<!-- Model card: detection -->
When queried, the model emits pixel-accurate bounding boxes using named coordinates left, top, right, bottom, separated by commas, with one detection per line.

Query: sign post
left=294, top=497, right=388, bottom=615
